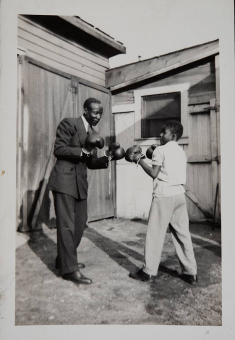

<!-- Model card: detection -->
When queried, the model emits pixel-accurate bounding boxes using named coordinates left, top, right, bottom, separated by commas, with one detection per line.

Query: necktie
left=87, top=125, right=93, bottom=135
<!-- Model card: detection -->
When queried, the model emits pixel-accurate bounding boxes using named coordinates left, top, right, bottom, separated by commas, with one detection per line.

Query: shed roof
left=22, top=15, right=126, bottom=58
left=106, top=40, right=219, bottom=90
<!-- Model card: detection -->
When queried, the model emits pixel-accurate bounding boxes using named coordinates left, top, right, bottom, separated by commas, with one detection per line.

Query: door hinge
left=212, top=155, right=221, bottom=164
left=18, top=55, right=23, bottom=64
left=203, top=102, right=220, bottom=112
left=73, top=86, right=78, bottom=94
left=70, top=85, right=78, bottom=94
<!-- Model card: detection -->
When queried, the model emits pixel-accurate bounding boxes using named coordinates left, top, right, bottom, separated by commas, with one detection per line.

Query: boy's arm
left=138, top=159, right=161, bottom=179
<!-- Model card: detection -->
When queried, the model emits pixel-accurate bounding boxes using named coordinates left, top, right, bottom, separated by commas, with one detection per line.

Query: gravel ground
left=15, top=218, right=221, bottom=325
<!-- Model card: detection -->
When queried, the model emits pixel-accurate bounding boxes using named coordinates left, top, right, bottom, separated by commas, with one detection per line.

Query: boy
left=129, top=120, right=197, bottom=284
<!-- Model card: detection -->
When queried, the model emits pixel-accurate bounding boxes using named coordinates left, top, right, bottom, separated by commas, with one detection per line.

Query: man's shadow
left=17, top=220, right=178, bottom=280
left=17, top=187, right=59, bottom=276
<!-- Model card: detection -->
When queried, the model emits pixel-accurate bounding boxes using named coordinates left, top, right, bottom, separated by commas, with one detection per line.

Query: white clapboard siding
left=18, top=16, right=109, bottom=86
left=18, top=16, right=109, bottom=67
left=18, top=37, right=105, bottom=81
left=18, top=29, right=107, bottom=74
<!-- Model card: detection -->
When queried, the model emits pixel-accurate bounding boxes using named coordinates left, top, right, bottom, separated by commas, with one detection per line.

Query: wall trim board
left=187, top=155, right=212, bottom=163
left=109, top=49, right=219, bottom=91
left=189, top=104, right=211, bottom=114
left=112, top=104, right=135, bottom=113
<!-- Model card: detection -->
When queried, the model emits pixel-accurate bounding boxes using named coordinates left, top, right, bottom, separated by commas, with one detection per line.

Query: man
left=48, top=98, right=110, bottom=285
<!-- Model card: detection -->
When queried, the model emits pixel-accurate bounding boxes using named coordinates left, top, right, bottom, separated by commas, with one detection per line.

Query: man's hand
left=105, top=142, right=125, bottom=160
left=83, top=133, right=104, bottom=153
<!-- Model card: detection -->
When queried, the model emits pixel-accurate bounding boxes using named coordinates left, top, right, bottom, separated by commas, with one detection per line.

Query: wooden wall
left=17, top=15, right=117, bottom=230
left=17, top=58, right=115, bottom=231
left=112, top=57, right=221, bottom=222
left=18, top=16, right=109, bottom=87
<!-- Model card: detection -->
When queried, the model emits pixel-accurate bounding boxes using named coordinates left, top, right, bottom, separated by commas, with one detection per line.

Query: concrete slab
left=15, top=218, right=221, bottom=325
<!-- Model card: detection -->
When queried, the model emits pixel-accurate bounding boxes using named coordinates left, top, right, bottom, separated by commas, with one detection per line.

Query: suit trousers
left=144, top=194, right=197, bottom=276
left=53, top=192, right=87, bottom=276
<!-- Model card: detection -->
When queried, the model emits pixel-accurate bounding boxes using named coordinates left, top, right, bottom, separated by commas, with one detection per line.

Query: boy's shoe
left=129, top=268, right=157, bottom=283
left=180, top=273, right=198, bottom=285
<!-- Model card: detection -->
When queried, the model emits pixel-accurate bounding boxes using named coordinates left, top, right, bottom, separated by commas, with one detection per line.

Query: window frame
left=134, top=84, right=189, bottom=144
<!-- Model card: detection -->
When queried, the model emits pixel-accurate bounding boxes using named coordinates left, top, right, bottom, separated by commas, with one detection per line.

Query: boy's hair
left=84, top=98, right=101, bottom=110
left=163, top=120, right=183, bottom=140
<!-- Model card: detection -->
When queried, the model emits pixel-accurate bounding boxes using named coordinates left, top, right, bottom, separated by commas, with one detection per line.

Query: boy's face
left=160, top=126, right=174, bottom=145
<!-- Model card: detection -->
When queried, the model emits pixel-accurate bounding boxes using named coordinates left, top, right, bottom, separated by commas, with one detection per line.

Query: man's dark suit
left=48, top=116, right=108, bottom=276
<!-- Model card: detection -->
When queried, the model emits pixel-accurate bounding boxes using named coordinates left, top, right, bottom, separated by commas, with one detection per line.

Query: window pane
left=141, top=92, right=181, bottom=138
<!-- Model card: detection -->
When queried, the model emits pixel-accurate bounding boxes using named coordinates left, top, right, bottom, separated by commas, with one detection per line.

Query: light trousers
left=144, top=194, right=197, bottom=276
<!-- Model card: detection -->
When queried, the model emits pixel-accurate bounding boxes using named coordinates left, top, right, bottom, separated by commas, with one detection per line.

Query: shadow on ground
left=15, top=218, right=222, bottom=326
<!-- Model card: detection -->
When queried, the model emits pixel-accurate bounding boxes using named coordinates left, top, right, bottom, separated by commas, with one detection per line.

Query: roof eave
left=106, top=40, right=219, bottom=91
left=59, top=16, right=126, bottom=57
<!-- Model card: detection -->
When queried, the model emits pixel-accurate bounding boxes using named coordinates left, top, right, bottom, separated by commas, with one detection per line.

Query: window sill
left=134, top=137, right=189, bottom=146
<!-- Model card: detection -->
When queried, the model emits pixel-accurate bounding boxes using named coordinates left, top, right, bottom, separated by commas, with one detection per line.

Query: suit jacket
left=48, top=116, right=108, bottom=199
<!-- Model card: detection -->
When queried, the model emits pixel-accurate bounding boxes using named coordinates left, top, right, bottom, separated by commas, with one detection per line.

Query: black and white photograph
left=0, top=0, right=234, bottom=339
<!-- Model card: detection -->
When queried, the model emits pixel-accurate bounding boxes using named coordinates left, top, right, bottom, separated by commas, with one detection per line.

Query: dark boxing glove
left=146, top=144, right=158, bottom=159
left=105, top=142, right=125, bottom=160
left=125, top=145, right=146, bottom=163
left=84, top=132, right=105, bottom=152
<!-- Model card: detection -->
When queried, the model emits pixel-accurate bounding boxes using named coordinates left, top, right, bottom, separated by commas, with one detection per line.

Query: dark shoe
left=180, top=274, right=198, bottom=285
left=129, top=268, right=157, bottom=283
left=63, top=271, right=92, bottom=285
left=55, top=257, right=85, bottom=270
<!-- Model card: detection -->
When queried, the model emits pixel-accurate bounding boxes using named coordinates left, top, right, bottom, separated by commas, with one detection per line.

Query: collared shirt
left=81, top=114, right=91, bottom=155
left=152, top=141, right=186, bottom=197
left=81, top=114, right=89, bottom=133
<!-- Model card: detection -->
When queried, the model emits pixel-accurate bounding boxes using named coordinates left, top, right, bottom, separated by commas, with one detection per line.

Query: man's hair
left=163, top=120, right=183, bottom=140
left=84, top=98, right=101, bottom=110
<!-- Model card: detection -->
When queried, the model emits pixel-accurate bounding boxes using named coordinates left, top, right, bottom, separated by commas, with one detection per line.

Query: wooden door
left=17, top=57, right=73, bottom=231
left=73, top=78, right=115, bottom=221
left=185, top=98, right=220, bottom=222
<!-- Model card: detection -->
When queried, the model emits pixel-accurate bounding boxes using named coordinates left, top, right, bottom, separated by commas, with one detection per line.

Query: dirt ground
left=15, top=218, right=221, bottom=326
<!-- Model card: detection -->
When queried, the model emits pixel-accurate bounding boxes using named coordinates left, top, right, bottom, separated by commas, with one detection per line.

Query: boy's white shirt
left=152, top=141, right=186, bottom=197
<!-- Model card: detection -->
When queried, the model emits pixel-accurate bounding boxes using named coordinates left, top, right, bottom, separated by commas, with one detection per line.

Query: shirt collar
left=81, top=114, right=89, bottom=133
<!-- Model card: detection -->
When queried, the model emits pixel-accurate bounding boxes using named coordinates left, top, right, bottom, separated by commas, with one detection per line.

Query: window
left=141, top=92, right=181, bottom=138
left=134, top=84, right=189, bottom=142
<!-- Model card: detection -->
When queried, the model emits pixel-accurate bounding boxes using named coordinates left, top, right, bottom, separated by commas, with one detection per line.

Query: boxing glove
left=84, top=132, right=105, bottom=152
left=105, top=142, right=125, bottom=160
left=112, top=147, right=125, bottom=160
left=125, top=145, right=145, bottom=163
left=108, top=142, right=120, bottom=151
left=146, top=144, right=158, bottom=159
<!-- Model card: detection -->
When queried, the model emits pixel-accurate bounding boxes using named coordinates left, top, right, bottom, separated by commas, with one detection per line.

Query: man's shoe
left=129, top=268, right=157, bottom=283
left=63, top=271, right=92, bottom=285
left=180, top=274, right=198, bottom=285
left=55, top=257, right=85, bottom=270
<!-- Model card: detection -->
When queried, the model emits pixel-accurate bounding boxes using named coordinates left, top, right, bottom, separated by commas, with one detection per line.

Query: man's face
left=160, top=126, right=173, bottom=145
left=84, top=103, right=103, bottom=126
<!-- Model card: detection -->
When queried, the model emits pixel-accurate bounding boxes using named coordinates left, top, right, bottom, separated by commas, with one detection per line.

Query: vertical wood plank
left=21, top=58, right=29, bottom=231
left=16, top=56, right=24, bottom=229
left=210, top=97, right=218, bottom=216
left=215, top=55, right=221, bottom=222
